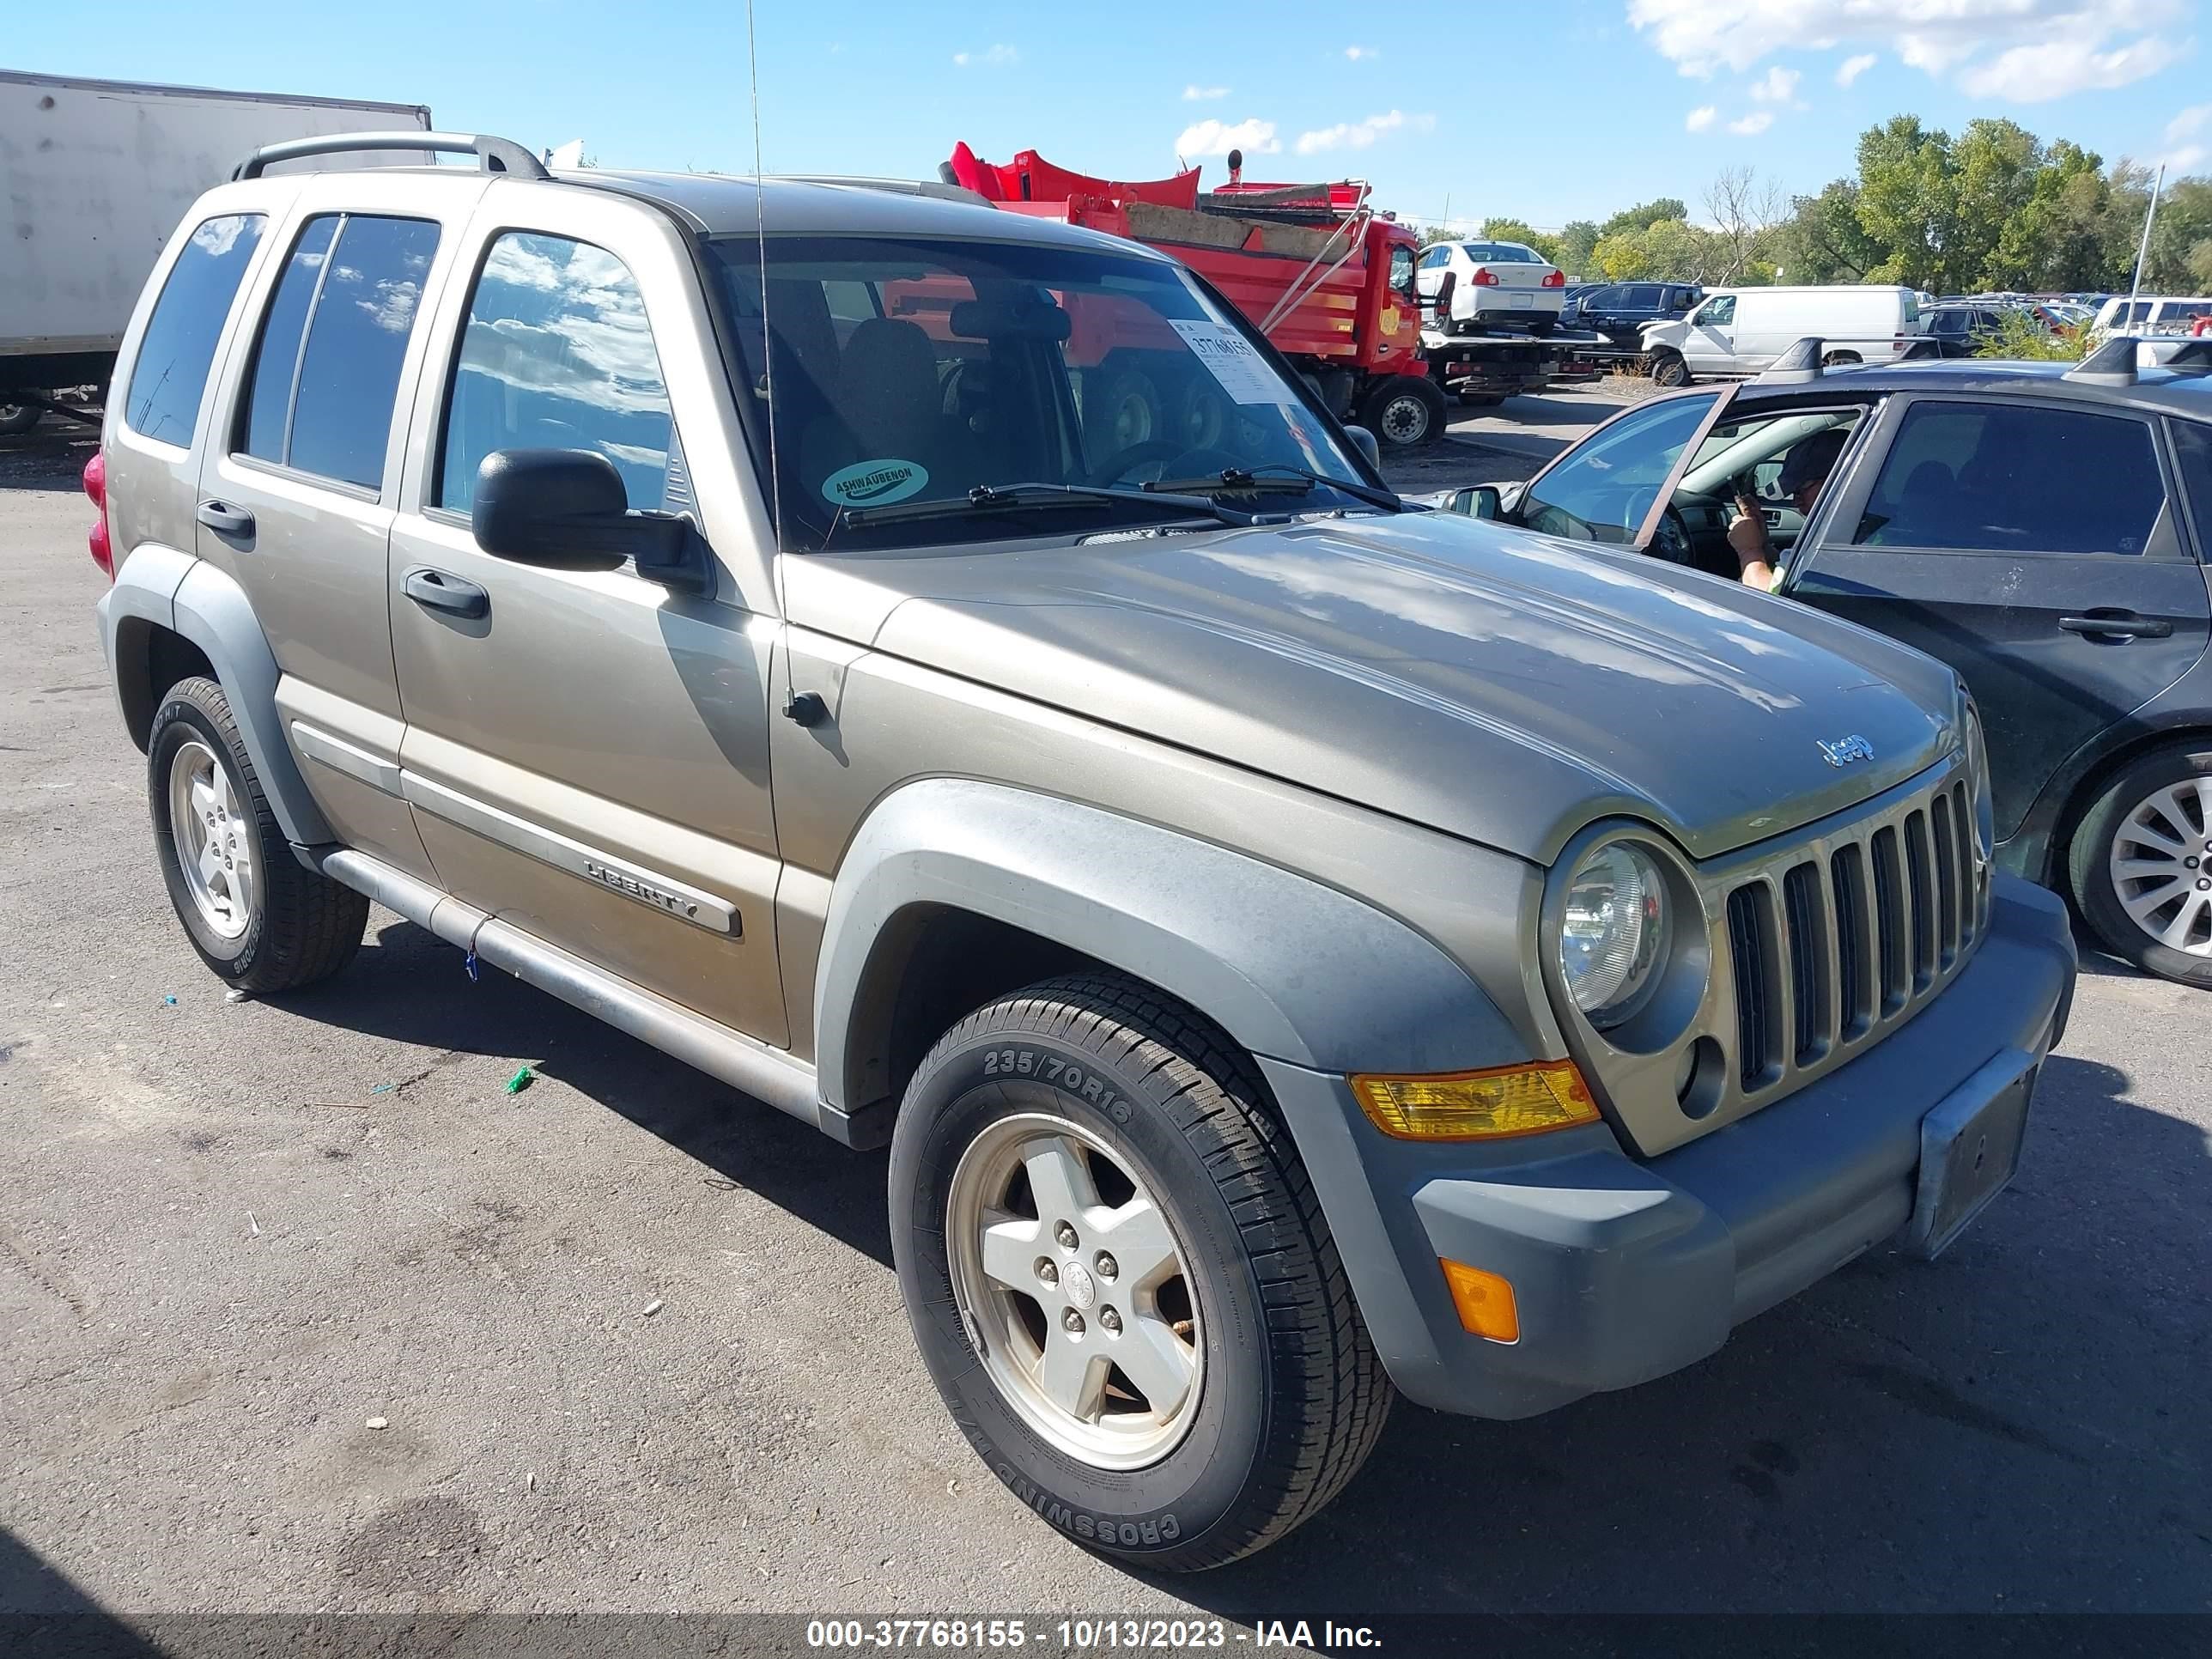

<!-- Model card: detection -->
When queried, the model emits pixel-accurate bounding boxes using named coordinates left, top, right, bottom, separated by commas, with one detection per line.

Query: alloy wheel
left=2107, top=776, right=2212, bottom=957
left=167, top=738, right=255, bottom=940
left=945, top=1111, right=1202, bottom=1470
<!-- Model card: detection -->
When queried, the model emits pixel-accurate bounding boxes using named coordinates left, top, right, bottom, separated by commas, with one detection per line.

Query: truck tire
left=149, top=676, right=368, bottom=994
left=1089, top=367, right=1161, bottom=453
left=1650, top=351, right=1690, bottom=388
left=890, top=973, right=1391, bottom=1571
left=1359, top=375, right=1447, bottom=448
left=2067, top=740, right=2212, bottom=988
left=0, top=404, right=42, bottom=437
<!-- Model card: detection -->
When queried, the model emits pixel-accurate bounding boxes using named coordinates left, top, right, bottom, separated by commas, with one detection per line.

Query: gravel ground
left=2, top=422, right=2208, bottom=1640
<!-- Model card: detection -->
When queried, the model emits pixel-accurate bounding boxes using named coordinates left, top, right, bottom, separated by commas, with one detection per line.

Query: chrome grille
left=1720, top=773, right=1984, bottom=1104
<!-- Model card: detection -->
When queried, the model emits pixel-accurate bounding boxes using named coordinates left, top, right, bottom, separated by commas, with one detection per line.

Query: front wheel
left=1650, top=351, right=1691, bottom=388
left=890, top=975, right=1391, bottom=1571
left=2069, top=743, right=2212, bottom=988
left=1358, top=374, right=1448, bottom=448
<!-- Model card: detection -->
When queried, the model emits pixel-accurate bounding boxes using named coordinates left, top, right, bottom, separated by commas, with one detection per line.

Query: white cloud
left=1183, top=84, right=1230, bottom=100
left=2157, top=103, right=2211, bottom=170
left=1175, top=117, right=1280, bottom=158
left=1627, top=1, right=2185, bottom=103
left=1293, top=110, right=1433, bottom=155
left=1747, top=65, right=1801, bottom=102
left=1957, top=34, right=2166, bottom=100
left=1836, top=52, right=1878, bottom=87
left=1686, top=105, right=1717, bottom=131
left=1728, top=110, right=1776, bottom=135
left=951, top=44, right=1018, bottom=68
left=1345, top=45, right=1379, bottom=60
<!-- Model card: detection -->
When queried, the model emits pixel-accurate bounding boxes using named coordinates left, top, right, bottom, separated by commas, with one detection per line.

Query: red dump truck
left=945, top=143, right=1452, bottom=447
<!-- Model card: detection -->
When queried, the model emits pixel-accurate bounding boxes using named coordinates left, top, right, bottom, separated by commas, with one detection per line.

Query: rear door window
left=1854, top=401, right=2166, bottom=556
left=2173, top=421, right=2212, bottom=555
left=438, top=232, right=674, bottom=514
left=239, top=213, right=440, bottom=489
left=1622, top=284, right=1662, bottom=308
left=122, top=214, right=266, bottom=447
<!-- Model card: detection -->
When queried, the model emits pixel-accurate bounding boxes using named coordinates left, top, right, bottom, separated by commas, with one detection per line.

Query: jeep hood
left=794, top=512, right=1959, bottom=865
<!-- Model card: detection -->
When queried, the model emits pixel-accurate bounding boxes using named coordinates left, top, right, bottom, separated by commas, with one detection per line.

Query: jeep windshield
left=707, top=234, right=1383, bottom=550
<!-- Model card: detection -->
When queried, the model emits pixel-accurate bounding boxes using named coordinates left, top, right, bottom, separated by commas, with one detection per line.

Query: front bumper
left=1259, top=873, right=2076, bottom=1419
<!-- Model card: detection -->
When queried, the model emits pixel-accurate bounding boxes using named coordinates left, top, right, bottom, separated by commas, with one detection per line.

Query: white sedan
left=1415, top=240, right=1566, bottom=336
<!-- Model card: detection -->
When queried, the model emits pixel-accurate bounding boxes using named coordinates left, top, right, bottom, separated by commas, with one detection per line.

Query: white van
left=1641, top=285, right=1923, bottom=385
left=2091, top=295, right=2212, bottom=337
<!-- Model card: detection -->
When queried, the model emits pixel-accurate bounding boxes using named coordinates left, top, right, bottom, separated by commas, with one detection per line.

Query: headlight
left=1559, top=840, right=1671, bottom=1029
left=1964, top=701, right=1995, bottom=860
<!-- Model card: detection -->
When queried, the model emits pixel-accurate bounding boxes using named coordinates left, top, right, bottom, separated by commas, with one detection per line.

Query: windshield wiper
left=1141, top=465, right=1403, bottom=513
left=843, top=481, right=1256, bottom=529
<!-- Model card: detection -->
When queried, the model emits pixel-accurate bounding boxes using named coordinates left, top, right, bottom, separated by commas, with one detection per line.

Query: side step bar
left=315, top=848, right=873, bottom=1145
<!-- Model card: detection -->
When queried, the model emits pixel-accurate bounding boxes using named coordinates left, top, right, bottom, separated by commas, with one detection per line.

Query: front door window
left=1517, top=391, right=1726, bottom=544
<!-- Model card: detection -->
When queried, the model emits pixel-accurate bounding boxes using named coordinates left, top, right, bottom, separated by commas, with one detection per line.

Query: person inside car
left=1726, top=426, right=1849, bottom=590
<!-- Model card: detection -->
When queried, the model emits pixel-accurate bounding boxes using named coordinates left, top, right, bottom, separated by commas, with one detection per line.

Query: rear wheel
left=1650, top=351, right=1690, bottom=388
left=149, top=677, right=368, bottom=993
left=890, top=974, right=1391, bottom=1571
left=0, top=404, right=41, bottom=437
left=2069, top=742, right=2212, bottom=988
left=1359, top=374, right=1448, bottom=448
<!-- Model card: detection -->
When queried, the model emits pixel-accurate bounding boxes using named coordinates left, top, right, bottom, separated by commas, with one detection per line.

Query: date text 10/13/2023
left=803, top=1619, right=1383, bottom=1651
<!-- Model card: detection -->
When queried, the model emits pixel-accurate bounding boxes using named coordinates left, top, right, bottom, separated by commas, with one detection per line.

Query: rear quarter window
left=122, top=214, right=266, bottom=447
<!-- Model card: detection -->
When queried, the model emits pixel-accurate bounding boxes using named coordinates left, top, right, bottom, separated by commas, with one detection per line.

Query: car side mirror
left=1345, top=424, right=1382, bottom=470
left=471, top=448, right=709, bottom=592
left=1464, top=484, right=1501, bottom=520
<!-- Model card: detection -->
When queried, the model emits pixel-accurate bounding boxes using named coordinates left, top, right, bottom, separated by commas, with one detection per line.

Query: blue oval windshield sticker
left=823, top=459, right=929, bottom=507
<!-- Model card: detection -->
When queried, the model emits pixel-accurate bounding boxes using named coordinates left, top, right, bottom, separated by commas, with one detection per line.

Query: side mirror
left=1466, top=484, right=1502, bottom=520
left=471, top=448, right=708, bottom=592
left=1345, top=424, right=1382, bottom=470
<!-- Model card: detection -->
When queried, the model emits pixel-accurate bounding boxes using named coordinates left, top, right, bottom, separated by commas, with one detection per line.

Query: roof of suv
left=561, top=167, right=1167, bottom=255
left=1738, top=357, right=2212, bottom=420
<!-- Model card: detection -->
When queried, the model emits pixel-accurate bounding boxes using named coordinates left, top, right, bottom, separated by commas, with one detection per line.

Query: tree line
left=1426, top=115, right=2212, bottom=295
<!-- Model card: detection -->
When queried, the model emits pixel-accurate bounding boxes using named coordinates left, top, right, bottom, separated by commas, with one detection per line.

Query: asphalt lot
left=3, top=403, right=2209, bottom=1632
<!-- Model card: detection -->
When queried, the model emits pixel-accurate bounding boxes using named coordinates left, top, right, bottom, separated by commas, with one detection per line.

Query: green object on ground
left=505, top=1066, right=535, bottom=1096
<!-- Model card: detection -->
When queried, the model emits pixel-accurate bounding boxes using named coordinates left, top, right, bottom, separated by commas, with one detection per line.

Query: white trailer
left=0, top=70, right=431, bottom=432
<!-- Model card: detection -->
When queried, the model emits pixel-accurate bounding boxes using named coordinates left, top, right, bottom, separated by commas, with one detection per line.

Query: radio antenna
left=745, top=0, right=810, bottom=722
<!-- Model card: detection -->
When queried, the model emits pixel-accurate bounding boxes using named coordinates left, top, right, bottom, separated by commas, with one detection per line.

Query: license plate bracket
left=1905, top=1048, right=2036, bottom=1260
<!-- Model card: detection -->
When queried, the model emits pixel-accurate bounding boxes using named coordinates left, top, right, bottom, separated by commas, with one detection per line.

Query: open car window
left=1517, top=390, right=1729, bottom=545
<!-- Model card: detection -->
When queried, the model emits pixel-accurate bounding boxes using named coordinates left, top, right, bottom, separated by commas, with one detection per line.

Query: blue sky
left=9, top=0, right=2208, bottom=230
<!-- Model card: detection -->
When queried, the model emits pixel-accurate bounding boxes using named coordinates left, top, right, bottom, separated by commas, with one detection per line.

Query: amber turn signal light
left=1351, top=1060, right=1598, bottom=1141
left=1440, top=1260, right=1520, bottom=1343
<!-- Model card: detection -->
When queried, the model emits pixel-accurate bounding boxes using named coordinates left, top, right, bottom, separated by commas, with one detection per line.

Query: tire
left=2068, top=741, right=2212, bottom=988
left=890, top=973, right=1391, bottom=1571
left=1532, top=319, right=1556, bottom=337
left=0, top=404, right=42, bottom=437
left=149, top=676, right=368, bottom=993
left=1358, top=374, right=1448, bottom=448
left=1650, top=351, right=1691, bottom=388
left=1088, top=368, right=1161, bottom=454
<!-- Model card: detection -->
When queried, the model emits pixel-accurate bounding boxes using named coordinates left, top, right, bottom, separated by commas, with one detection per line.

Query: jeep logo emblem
left=1818, top=734, right=1875, bottom=768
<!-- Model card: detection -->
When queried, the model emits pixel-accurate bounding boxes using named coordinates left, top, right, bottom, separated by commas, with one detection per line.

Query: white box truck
left=1, top=70, right=431, bottom=434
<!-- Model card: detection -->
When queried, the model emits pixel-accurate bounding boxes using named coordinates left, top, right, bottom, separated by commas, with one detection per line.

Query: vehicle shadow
left=0, top=1526, right=164, bottom=1653
left=278, top=920, right=894, bottom=1270
left=1150, top=1050, right=2212, bottom=1615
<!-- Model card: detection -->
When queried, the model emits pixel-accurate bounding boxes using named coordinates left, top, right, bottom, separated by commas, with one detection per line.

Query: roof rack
left=781, top=173, right=989, bottom=207
left=1752, top=336, right=1936, bottom=385
left=232, top=131, right=548, bottom=182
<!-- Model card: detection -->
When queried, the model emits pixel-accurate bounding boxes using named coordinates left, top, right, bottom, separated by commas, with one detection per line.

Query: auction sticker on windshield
left=823, top=459, right=930, bottom=507
left=1169, top=321, right=1298, bottom=405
